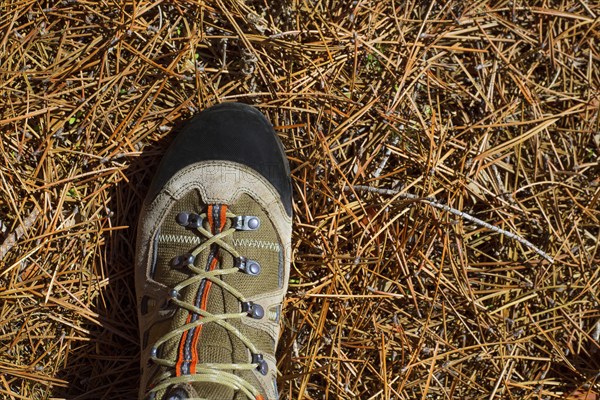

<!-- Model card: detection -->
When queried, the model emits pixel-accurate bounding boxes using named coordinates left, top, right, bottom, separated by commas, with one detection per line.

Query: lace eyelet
left=176, top=212, right=203, bottom=229
left=241, top=301, right=264, bottom=319
left=232, top=215, right=260, bottom=231
left=251, top=353, right=269, bottom=375
left=236, top=257, right=261, bottom=276
left=171, top=253, right=195, bottom=269
left=175, top=212, right=189, bottom=226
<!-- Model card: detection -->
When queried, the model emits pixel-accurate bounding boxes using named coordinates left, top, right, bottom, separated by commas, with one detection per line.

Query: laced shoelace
left=148, top=204, right=267, bottom=400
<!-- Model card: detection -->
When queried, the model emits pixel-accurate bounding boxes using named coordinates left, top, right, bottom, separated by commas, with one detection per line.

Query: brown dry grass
left=1, top=0, right=599, bottom=399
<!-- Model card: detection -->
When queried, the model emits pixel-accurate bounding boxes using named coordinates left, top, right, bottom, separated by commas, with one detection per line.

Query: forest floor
left=0, top=1, right=599, bottom=399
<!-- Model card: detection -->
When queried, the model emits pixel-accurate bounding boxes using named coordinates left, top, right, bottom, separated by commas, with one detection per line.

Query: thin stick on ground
left=0, top=208, right=40, bottom=261
left=347, top=184, right=554, bottom=263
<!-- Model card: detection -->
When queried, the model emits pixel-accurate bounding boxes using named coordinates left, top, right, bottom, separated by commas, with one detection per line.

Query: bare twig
left=347, top=185, right=554, bottom=263
left=373, top=135, right=399, bottom=178
left=0, top=208, right=40, bottom=261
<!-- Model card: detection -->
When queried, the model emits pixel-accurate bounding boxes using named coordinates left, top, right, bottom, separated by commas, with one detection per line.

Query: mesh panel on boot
left=144, top=189, right=282, bottom=399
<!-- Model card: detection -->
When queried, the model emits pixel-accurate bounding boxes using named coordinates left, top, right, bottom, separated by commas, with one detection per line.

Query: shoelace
left=148, top=204, right=266, bottom=400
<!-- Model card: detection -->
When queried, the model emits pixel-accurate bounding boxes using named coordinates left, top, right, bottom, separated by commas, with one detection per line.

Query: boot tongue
left=191, top=204, right=236, bottom=399
left=188, top=252, right=246, bottom=400
left=194, top=382, right=234, bottom=399
left=193, top=346, right=235, bottom=399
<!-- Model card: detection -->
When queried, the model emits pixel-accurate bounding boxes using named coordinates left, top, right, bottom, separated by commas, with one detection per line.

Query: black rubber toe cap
left=147, top=103, right=292, bottom=216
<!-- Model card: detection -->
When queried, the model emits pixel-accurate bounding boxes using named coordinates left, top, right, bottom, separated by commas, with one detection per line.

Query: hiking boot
left=135, top=103, right=292, bottom=400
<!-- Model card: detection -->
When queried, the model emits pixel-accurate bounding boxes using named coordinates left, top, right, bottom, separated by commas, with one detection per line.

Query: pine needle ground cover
left=1, top=1, right=599, bottom=399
